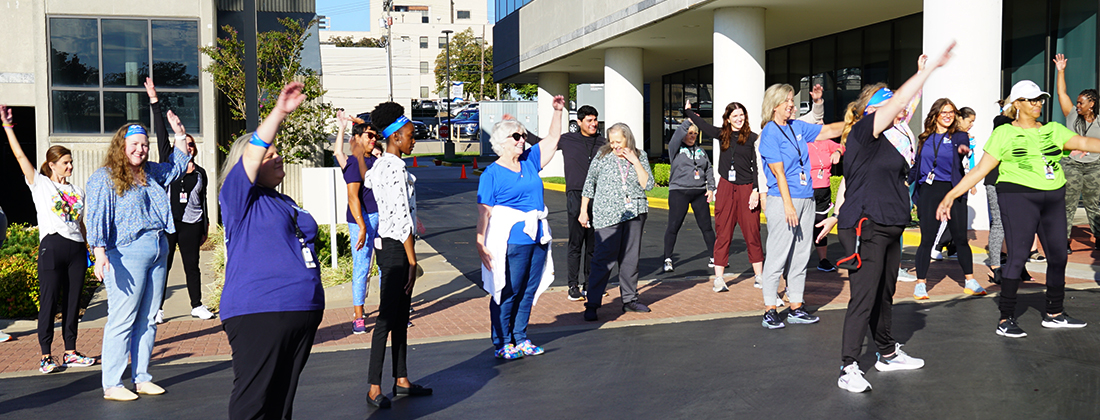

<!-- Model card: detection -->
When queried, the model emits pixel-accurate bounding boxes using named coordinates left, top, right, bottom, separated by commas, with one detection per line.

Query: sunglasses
left=187, top=142, right=197, bottom=148
left=511, top=132, right=527, bottom=141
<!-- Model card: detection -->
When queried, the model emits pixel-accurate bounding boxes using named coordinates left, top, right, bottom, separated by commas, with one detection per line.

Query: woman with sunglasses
left=660, top=101, right=716, bottom=280
left=938, top=80, right=1099, bottom=338
left=2, top=105, right=97, bottom=374
left=146, top=78, right=213, bottom=324
left=476, top=96, right=564, bottom=360
left=335, top=110, right=381, bottom=335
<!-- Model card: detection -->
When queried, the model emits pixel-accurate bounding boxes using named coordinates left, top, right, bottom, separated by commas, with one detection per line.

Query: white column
left=604, top=47, right=644, bottom=143
left=922, top=0, right=1001, bottom=230
left=713, top=7, right=765, bottom=179
left=537, top=72, right=569, bottom=177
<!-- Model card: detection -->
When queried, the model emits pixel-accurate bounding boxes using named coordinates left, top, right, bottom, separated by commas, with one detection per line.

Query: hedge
left=0, top=224, right=100, bottom=319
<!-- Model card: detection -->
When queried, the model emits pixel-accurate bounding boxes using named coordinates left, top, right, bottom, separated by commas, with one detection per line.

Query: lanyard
left=928, top=132, right=948, bottom=172
left=278, top=195, right=308, bottom=243
left=616, top=156, right=632, bottom=189
left=776, top=122, right=805, bottom=167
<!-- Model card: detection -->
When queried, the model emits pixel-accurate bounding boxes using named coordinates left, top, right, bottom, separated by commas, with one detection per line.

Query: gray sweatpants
left=762, top=196, right=815, bottom=306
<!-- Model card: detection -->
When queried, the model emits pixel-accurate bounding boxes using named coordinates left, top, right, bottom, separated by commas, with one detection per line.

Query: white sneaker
left=0, top=330, right=10, bottom=342
left=663, top=258, right=674, bottom=273
left=753, top=276, right=762, bottom=289
left=897, top=268, right=917, bottom=282
left=712, top=278, right=729, bottom=293
left=874, top=343, right=925, bottom=371
left=930, top=249, right=943, bottom=261
left=838, top=362, right=872, bottom=393
left=191, top=305, right=215, bottom=320
left=154, top=310, right=164, bottom=324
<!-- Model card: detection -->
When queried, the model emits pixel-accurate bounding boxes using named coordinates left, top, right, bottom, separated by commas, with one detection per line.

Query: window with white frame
left=419, top=36, right=428, bottom=48
left=457, top=10, right=470, bottom=19
left=420, top=86, right=429, bottom=98
left=438, top=36, right=447, bottom=49
left=420, top=61, right=429, bottom=74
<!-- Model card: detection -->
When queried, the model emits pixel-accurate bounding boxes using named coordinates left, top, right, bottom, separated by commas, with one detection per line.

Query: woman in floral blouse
left=578, top=123, right=655, bottom=321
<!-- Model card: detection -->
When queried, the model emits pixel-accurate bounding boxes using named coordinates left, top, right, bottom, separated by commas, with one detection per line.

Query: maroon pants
left=713, top=178, right=764, bottom=267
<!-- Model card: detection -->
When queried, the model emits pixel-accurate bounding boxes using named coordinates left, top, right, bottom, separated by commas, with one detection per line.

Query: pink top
left=807, top=140, right=841, bottom=189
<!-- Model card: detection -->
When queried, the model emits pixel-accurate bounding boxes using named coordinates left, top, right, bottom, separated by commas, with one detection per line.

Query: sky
left=316, top=0, right=496, bottom=32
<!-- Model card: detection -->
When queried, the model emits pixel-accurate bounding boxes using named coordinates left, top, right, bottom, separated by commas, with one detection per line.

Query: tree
left=513, top=83, right=578, bottom=103
left=434, top=28, right=509, bottom=100
left=328, top=35, right=387, bottom=48
left=200, top=18, right=334, bottom=164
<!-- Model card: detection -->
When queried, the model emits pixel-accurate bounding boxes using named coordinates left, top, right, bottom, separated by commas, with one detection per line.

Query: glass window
left=101, top=19, right=149, bottom=88
left=158, top=92, right=201, bottom=133
left=1052, top=0, right=1097, bottom=125
left=420, top=36, right=428, bottom=48
left=49, top=18, right=100, bottom=87
left=438, top=37, right=447, bottom=49
left=103, top=91, right=151, bottom=130
left=457, top=10, right=471, bottom=19
left=421, top=86, right=429, bottom=98
left=891, top=15, right=922, bottom=88
left=420, top=61, right=429, bottom=74
left=421, top=11, right=429, bottom=23
left=863, top=23, right=891, bottom=86
left=152, top=20, right=200, bottom=88
left=789, top=43, right=811, bottom=87
left=52, top=91, right=100, bottom=133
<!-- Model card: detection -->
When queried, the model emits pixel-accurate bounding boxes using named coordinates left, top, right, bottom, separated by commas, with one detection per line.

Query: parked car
left=411, top=120, right=430, bottom=139
left=440, top=109, right=479, bottom=140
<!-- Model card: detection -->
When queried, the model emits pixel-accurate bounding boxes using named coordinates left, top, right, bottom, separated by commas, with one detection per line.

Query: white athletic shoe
left=930, top=249, right=943, bottom=261
left=838, top=362, right=872, bottom=393
left=191, top=305, right=215, bottom=320
left=874, top=343, right=925, bottom=371
left=712, top=278, right=729, bottom=293
left=897, top=268, right=917, bottom=282
left=154, top=310, right=164, bottom=324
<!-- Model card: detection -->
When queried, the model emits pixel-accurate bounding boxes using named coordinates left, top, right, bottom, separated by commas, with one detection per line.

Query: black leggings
left=664, top=189, right=716, bottom=260
left=224, top=310, right=322, bottom=420
left=165, top=221, right=205, bottom=309
left=915, top=181, right=972, bottom=278
left=37, top=234, right=87, bottom=354
left=368, top=238, right=412, bottom=386
left=998, top=187, right=1068, bottom=320
left=841, top=221, right=904, bottom=366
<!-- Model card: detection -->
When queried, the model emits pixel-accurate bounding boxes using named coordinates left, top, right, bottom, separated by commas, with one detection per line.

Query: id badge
left=728, top=169, right=736, bottom=182
left=816, top=169, right=825, bottom=180
left=694, top=170, right=701, bottom=180
left=799, top=172, right=808, bottom=186
left=925, top=172, right=935, bottom=185
left=179, top=192, right=188, bottom=204
left=1045, top=165, right=1056, bottom=180
left=301, top=246, right=317, bottom=269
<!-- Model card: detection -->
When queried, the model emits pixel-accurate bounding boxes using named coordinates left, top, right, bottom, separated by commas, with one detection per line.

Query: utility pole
left=244, top=0, right=258, bottom=131
left=480, top=25, right=485, bottom=100
left=450, top=0, right=455, bottom=24
left=386, top=0, right=394, bottom=101
left=442, top=29, right=453, bottom=131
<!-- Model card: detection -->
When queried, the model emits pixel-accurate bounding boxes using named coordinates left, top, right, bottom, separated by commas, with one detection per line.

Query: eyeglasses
left=939, top=110, right=955, bottom=116
left=511, top=132, right=527, bottom=141
left=1021, top=98, right=1045, bottom=105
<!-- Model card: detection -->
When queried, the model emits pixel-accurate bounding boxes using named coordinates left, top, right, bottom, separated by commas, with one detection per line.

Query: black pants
left=998, top=188, right=1068, bottom=320
left=586, top=214, right=646, bottom=309
left=224, top=310, right=322, bottom=420
left=566, top=190, right=595, bottom=288
left=663, top=189, right=716, bottom=260
left=37, top=234, right=87, bottom=354
left=165, top=221, right=205, bottom=309
left=812, top=187, right=832, bottom=248
left=915, top=181, right=972, bottom=278
left=841, top=221, right=904, bottom=366
left=368, top=238, right=412, bottom=386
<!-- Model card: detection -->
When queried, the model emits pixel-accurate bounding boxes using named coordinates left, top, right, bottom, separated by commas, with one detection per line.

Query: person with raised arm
left=334, top=109, right=381, bottom=334
left=661, top=100, right=717, bottom=278
left=2, top=105, right=97, bottom=373
left=1052, top=54, right=1100, bottom=250
left=817, top=43, right=955, bottom=393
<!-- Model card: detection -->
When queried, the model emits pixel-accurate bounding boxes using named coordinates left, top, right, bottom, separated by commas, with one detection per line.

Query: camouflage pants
left=1062, top=158, right=1100, bottom=239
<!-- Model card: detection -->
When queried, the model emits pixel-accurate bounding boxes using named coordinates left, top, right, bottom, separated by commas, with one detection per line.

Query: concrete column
left=537, top=72, right=569, bottom=137
left=922, top=0, right=1001, bottom=230
left=604, top=47, right=644, bottom=145
left=712, top=7, right=765, bottom=180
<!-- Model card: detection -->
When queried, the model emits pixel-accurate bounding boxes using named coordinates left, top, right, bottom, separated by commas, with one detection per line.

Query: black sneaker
left=708, top=257, right=715, bottom=268
left=623, top=301, right=651, bottom=313
left=761, top=309, right=785, bottom=329
left=817, top=258, right=837, bottom=272
left=996, top=318, right=1027, bottom=338
left=567, top=285, right=585, bottom=301
left=787, top=307, right=820, bottom=324
left=1041, top=312, right=1088, bottom=329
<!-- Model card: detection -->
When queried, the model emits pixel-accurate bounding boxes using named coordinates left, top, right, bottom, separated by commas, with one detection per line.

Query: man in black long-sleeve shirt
left=526, top=106, right=606, bottom=300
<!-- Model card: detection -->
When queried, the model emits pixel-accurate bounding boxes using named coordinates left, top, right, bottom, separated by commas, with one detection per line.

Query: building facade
left=494, top=0, right=1100, bottom=230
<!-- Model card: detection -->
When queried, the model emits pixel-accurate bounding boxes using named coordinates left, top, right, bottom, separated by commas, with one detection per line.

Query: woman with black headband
left=87, top=113, right=191, bottom=401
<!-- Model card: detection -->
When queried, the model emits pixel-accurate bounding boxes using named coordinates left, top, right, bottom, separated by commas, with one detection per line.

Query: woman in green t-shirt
left=937, top=80, right=1100, bottom=339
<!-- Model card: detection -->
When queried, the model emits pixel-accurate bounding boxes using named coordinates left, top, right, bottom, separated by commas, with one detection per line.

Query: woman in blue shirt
left=87, top=116, right=191, bottom=401
left=908, top=98, right=983, bottom=299
left=757, top=83, right=845, bottom=329
left=476, top=95, right=564, bottom=360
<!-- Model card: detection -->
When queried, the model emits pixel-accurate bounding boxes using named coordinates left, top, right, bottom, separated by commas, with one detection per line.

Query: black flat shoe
left=367, top=393, right=391, bottom=408
left=394, top=383, right=433, bottom=397
left=584, top=307, right=598, bottom=322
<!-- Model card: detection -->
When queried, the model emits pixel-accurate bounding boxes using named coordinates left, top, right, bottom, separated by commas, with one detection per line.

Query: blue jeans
left=348, top=212, right=379, bottom=307
left=101, top=230, right=168, bottom=389
left=489, top=243, right=548, bottom=350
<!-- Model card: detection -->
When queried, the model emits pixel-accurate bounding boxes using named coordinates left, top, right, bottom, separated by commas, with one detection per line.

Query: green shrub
left=0, top=223, right=99, bottom=319
left=652, top=163, right=670, bottom=187
left=0, top=223, right=39, bottom=259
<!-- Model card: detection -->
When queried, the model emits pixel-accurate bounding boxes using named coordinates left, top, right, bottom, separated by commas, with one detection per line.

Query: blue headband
left=125, top=124, right=147, bottom=138
left=382, top=115, right=410, bottom=138
left=864, top=88, right=894, bottom=115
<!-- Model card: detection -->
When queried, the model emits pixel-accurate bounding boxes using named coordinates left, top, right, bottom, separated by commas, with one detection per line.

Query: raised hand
left=810, top=84, right=824, bottom=103
left=337, top=109, right=348, bottom=126
left=917, top=54, right=928, bottom=72
left=552, top=95, right=565, bottom=111
left=932, top=41, right=956, bottom=69
left=275, top=82, right=307, bottom=115
left=166, top=110, right=186, bottom=136
left=144, top=77, right=158, bottom=101
left=1054, top=54, right=1067, bottom=72
left=0, top=104, right=12, bottom=125
left=685, top=99, right=692, bottom=110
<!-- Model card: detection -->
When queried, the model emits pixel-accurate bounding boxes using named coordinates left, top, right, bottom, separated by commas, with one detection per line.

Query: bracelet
left=249, top=132, right=271, bottom=148
left=3, top=123, right=14, bottom=128
left=174, top=134, right=188, bottom=141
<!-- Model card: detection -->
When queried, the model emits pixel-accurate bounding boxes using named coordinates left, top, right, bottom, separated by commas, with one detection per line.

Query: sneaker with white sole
left=913, top=283, right=929, bottom=300
left=663, top=258, right=674, bottom=273
left=712, top=278, right=729, bottom=293
left=103, top=386, right=139, bottom=401
left=0, top=330, right=10, bottom=342
left=786, top=307, right=819, bottom=324
left=1029, top=251, right=1046, bottom=263
left=930, top=249, right=944, bottom=261
left=963, top=279, right=987, bottom=296
left=708, top=258, right=715, bottom=268
left=753, top=276, right=762, bottom=289
left=1041, top=312, right=1087, bottom=329
left=191, top=305, right=215, bottom=320
left=996, top=318, right=1027, bottom=338
left=762, top=309, right=785, bottom=329
left=62, top=351, right=97, bottom=367
left=897, top=268, right=917, bottom=282
left=874, top=343, right=924, bottom=371
left=39, top=356, right=58, bottom=374
left=838, top=363, right=872, bottom=393
left=154, top=310, right=164, bottom=324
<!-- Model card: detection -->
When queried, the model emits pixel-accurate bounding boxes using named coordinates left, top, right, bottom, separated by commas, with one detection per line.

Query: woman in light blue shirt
left=87, top=116, right=190, bottom=401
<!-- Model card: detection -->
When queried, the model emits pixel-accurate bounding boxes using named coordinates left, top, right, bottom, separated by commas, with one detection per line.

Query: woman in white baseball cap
left=937, top=79, right=1100, bottom=338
